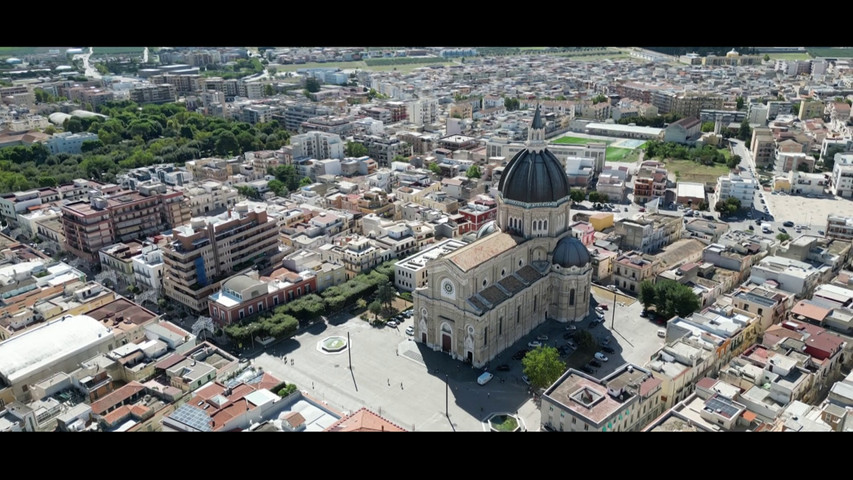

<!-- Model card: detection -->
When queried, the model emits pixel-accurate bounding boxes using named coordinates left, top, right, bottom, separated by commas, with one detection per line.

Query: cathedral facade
left=413, top=105, right=592, bottom=367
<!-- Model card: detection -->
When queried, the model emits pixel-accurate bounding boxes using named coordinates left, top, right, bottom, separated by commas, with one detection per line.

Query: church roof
left=552, top=236, right=591, bottom=269
left=448, top=232, right=519, bottom=272
left=498, top=147, right=569, bottom=204
left=466, top=265, right=547, bottom=315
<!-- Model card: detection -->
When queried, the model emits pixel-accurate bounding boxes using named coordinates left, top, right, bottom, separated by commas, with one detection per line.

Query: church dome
left=497, top=105, right=570, bottom=204
left=475, top=220, right=498, bottom=239
left=552, top=236, right=590, bottom=269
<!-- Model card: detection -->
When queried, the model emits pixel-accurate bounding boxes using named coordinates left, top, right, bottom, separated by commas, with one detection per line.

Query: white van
left=657, top=329, right=666, bottom=338
left=477, top=371, right=494, bottom=385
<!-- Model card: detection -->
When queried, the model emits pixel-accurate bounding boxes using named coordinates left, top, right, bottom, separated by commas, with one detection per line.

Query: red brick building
left=208, top=269, right=317, bottom=326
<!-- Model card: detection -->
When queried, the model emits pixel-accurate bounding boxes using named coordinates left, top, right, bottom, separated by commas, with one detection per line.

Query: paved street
left=248, top=313, right=541, bottom=432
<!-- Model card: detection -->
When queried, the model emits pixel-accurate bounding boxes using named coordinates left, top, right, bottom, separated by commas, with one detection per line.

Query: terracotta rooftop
left=324, top=407, right=406, bottom=432
left=90, top=381, right=146, bottom=415
left=696, top=377, right=718, bottom=391
left=791, top=301, right=831, bottom=322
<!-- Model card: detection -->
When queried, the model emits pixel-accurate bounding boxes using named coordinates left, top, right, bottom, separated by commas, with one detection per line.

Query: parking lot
left=763, top=191, right=845, bottom=230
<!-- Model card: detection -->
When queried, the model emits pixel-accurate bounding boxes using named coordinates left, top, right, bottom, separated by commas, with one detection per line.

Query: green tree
left=267, top=179, right=287, bottom=197
left=696, top=200, right=709, bottom=211
left=466, top=164, right=481, bottom=179
left=763, top=54, right=771, bottom=62
left=392, top=154, right=409, bottom=163
left=264, top=84, right=275, bottom=96
left=345, top=141, right=368, bottom=158
left=376, top=280, right=395, bottom=311
left=569, top=189, right=586, bottom=203
left=726, top=154, right=741, bottom=169
left=796, top=162, right=811, bottom=172
left=299, top=176, right=312, bottom=187
left=236, top=185, right=261, bottom=200
left=428, top=162, right=441, bottom=175
left=701, top=121, right=716, bottom=133
left=356, top=298, right=368, bottom=310
left=305, top=76, right=322, bottom=93
left=504, top=96, right=520, bottom=111
left=214, top=130, right=240, bottom=156
left=653, top=280, right=700, bottom=320
left=272, top=164, right=301, bottom=191
left=574, top=329, right=597, bottom=352
left=521, top=346, right=566, bottom=390
left=591, top=93, right=608, bottom=105
left=638, top=280, right=656, bottom=310
left=368, top=300, right=382, bottom=321
left=736, top=96, right=745, bottom=111
left=737, top=119, right=752, bottom=142
left=777, top=233, right=792, bottom=242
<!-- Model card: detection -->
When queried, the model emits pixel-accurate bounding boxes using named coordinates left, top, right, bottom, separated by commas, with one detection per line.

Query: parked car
left=496, top=364, right=511, bottom=372
left=589, top=360, right=602, bottom=368
left=598, top=304, right=608, bottom=311
left=477, top=372, right=494, bottom=385
left=565, top=324, right=577, bottom=332
left=580, top=365, right=595, bottom=374
left=521, top=375, right=531, bottom=385
left=599, top=337, right=610, bottom=346
left=601, top=345, right=615, bottom=354
left=387, top=320, right=398, bottom=327
left=595, top=306, right=605, bottom=315
left=596, top=311, right=605, bottom=319
left=512, top=349, right=529, bottom=360
left=783, top=221, right=794, bottom=227
left=778, top=227, right=787, bottom=233
left=527, top=340, right=542, bottom=348
left=536, top=334, right=549, bottom=341
left=405, top=326, right=414, bottom=336
left=594, top=352, right=609, bottom=362
left=818, top=230, right=825, bottom=235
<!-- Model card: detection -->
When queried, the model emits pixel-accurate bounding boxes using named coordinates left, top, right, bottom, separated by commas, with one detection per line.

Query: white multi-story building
left=831, top=153, right=853, bottom=198
left=45, top=132, right=99, bottom=155
left=290, top=131, right=344, bottom=160
left=394, top=238, right=467, bottom=292
left=181, top=181, right=239, bottom=217
left=716, top=173, right=757, bottom=210
left=826, top=214, right=853, bottom=242
left=407, top=98, right=438, bottom=126
left=132, top=244, right=165, bottom=292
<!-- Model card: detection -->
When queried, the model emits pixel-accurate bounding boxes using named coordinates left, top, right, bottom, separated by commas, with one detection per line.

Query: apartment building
left=716, top=173, right=757, bottom=210
left=612, top=251, right=657, bottom=294
left=132, top=243, right=165, bottom=292
left=290, top=131, right=344, bottom=160
left=826, top=215, right=853, bottom=242
left=61, top=187, right=190, bottom=263
left=614, top=213, right=683, bottom=254
left=830, top=153, right=853, bottom=198
left=394, top=239, right=467, bottom=292
left=162, top=202, right=283, bottom=312
left=45, top=132, right=99, bottom=155
left=129, top=84, right=177, bottom=105
left=751, top=127, right=776, bottom=169
left=180, top=181, right=239, bottom=217
left=632, top=164, right=668, bottom=204
left=540, top=364, right=664, bottom=432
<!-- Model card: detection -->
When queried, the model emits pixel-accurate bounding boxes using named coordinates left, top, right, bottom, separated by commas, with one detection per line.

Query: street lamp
left=611, top=288, right=617, bottom=330
left=445, top=373, right=449, bottom=418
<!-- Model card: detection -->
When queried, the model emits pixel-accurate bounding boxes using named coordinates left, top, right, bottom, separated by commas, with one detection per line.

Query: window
left=569, top=289, right=575, bottom=306
left=571, top=417, right=576, bottom=424
left=248, top=306, right=253, bottom=315
left=239, top=310, right=245, bottom=319
left=517, top=305, right=521, bottom=324
left=584, top=424, right=588, bottom=431
left=484, top=326, right=488, bottom=346
left=498, top=317, right=502, bottom=335
left=534, top=295, right=537, bottom=312
left=274, top=296, right=279, bottom=305
left=757, top=308, right=763, bottom=315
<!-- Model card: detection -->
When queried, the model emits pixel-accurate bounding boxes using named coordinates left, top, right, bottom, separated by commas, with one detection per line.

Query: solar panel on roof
left=170, top=404, right=212, bottom=432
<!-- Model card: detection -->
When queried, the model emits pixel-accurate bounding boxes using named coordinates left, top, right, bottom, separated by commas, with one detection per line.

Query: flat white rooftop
left=0, top=315, right=111, bottom=385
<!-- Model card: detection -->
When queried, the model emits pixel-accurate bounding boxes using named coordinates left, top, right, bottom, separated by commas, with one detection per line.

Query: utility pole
left=347, top=331, right=352, bottom=370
